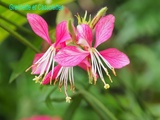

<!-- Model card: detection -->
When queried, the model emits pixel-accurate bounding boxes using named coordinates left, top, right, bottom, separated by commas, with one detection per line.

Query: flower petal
left=78, top=58, right=91, bottom=71
left=100, top=48, right=130, bottom=69
left=27, top=13, right=51, bottom=44
left=54, top=21, right=71, bottom=47
left=77, top=24, right=93, bottom=47
left=32, top=53, right=44, bottom=74
left=54, top=46, right=89, bottom=67
left=42, top=65, right=61, bottom=85
left=94, top=14, right=115, bottom=48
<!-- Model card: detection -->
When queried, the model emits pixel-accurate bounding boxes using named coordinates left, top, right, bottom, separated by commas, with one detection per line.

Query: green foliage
left=0, top=0, right=74, bottom=42
left=9, top=38, right=41, bottom=83
left=114, top=0, right=160, bottom=48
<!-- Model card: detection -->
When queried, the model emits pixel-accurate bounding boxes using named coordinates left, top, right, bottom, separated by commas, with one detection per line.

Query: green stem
left=0, top=1, right=26, bottom=17
left=0, top=15, right=33, bottom=35
left=0, top=22, right=39, bottom=53
left=77, top=86, right=118, bottom=120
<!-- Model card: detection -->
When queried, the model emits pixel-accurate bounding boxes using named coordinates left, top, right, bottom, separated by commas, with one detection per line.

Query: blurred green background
left=0, top=0, right=160, bottom=120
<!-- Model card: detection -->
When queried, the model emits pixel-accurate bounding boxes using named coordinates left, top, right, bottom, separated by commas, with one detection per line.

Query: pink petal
left=32, top=53, right=44, bottom=74
left=42, top=65, right=61, bottom=84
left=78, top=58, right=91, bottom=71
left=77, top=24, right=93, bottom=47
left=94, top=14, right=115, bottom=48
left=54, top=21, right=71, bottom=47
left=100, top=48, right=130, bottom=69
left=27, top=13, right=52, bottom=45
left=54, top=46, right=89, bottom=67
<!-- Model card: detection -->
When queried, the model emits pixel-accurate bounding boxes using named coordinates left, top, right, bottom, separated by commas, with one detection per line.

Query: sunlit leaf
left=0, top=0, right=74, bottom=43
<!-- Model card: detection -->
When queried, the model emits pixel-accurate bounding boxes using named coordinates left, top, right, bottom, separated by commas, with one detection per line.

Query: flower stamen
left=26, top=46, right=56, bottom=84
left=104, top=84, right=110, bottom=89
left=55, top=67, right=74, bottom=103
left=33, top=76, right=41, bottom=83
left=54, top=78, right=58, bottom=85
left=89, top=48, right=115, bottom=88
left=66, top=96, right=71, bottom=103
left=105, top=69, right=113, bottom=83
left=111, top=68, right=116, bottom=76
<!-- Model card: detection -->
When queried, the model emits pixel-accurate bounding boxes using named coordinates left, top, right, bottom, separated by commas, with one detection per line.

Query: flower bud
left=67, top=19, right=76, bottom=43
left=90, top=7, right=108, bottom=28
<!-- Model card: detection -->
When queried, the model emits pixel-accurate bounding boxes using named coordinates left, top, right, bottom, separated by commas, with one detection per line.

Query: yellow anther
left=54, top=78, right=58, bottom=85
left=93, top=76, right=97, bottom=85
left=49, top=77, right=52, bottom=85
left=111, top=68, right=116, bottom=76
left=105, top=70, right=113, bottom=83
left=104, top=84, right=110, bottom=89
left=25, top=66, right=32, bottom=72
left=70, top=83, right=74, bottom=91
left=66, top=96, right=71, bottom=103
left=70, top=85, right=75, bottom=92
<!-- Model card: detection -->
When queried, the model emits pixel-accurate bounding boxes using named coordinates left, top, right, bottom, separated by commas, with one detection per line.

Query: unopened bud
left=67, top=19, right=76, bottom=43
left=90, top=7, right=108, bottom=28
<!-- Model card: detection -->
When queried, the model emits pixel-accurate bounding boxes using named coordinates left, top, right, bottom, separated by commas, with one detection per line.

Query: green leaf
left=147, top=103, right=160, bottom=118
left=9, top=39, right=41, bottom=83
left=114, top=0, right=160, bottom=47
left=0, top=22, right=39, bottom=53
left=0, top=0, right=74, bottom=43
left=129, top=44, right=160, bottom=91
left=78, top=86, right=118, bottom=120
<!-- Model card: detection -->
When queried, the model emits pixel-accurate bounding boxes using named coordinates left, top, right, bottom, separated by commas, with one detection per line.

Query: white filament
left=89, top=48, right=113, bottom=85
left=32, top=46, right=56, bottom=82
left=56, top=67, right=74, bottom=102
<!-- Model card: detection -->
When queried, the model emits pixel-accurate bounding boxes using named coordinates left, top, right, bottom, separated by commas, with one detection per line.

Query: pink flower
left=26, top=14, right=78, bottom=102
left=54, top=14, right=130, bottom=89
left=26, top=13, right=71, bottom=84
left=42, top=65, right=74, bottom=103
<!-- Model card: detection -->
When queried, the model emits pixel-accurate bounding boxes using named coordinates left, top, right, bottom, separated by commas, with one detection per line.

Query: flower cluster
left=26, top=7, right=130, bottom=103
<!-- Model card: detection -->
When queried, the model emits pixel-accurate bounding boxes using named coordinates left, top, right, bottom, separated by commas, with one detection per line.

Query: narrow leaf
left=78, top=86, right=118, bottom=120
